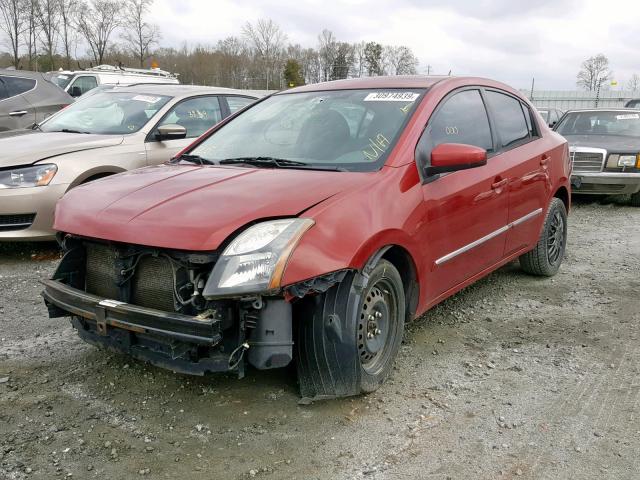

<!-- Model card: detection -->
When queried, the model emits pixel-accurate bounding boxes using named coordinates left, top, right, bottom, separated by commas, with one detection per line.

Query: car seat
left=295, top=109, right=351, bottom=160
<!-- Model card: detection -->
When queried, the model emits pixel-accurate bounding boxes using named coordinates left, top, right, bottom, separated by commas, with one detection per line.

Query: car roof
left=0, top=68, right=48, bottom=79
left=563, top=108, right=640, bottom=113
left=283, top=75, right=450, bottom=93
left=102, top=84, right=264, bottom=98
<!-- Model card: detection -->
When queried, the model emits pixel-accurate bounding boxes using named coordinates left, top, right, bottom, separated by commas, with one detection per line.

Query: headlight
left=618, top=155, right=637, bottom=167
left=203, top=218, right=314, bottom=296
left=0, top=164, right=57, bottom=189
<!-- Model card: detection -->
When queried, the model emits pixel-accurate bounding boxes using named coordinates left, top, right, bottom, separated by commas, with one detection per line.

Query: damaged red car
left=43, top=76, right=571, bottom=401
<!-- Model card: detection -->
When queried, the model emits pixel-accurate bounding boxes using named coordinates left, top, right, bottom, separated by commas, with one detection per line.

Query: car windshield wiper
left=219, top=157, right=346, bottom=171
left=172, top=153, right=215, bottom=165
left=58, top=128, right=91, bottom=134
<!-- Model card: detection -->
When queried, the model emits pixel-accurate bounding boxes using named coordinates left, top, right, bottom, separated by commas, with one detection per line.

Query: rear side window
left=1, top=76, right=36, bottom=98
left=226, top=96, right=255, bottom=113
left=485, top=91, right=529, bottom=147
left=425, top=89, right=493, bottom=152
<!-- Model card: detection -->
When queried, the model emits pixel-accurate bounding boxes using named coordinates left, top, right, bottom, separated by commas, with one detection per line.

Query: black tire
left=295, top=259, right=405, bottom=400
left=630, top=192, right=640, bottom=207
left=519, top=197, right=567, bottom=276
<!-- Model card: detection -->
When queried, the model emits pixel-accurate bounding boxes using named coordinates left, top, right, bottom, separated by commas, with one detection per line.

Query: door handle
left=9, top=110, right=28, bottom=117
left=540, top=154, right=550, bottom=166
left=491, top=178, right=508, bottom=190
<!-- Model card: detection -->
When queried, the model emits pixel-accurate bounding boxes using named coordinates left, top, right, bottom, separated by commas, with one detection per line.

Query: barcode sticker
left=364, top=92, right=420, bottom=102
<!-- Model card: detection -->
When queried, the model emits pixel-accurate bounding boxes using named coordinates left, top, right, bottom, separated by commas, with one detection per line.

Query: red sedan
left=43, top=76, right=570, bottom=401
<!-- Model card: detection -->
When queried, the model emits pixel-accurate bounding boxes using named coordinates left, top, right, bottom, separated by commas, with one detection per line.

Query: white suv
left=50, top=65, right=179, bottom=98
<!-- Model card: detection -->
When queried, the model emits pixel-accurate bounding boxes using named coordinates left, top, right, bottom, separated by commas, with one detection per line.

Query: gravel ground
left=1, top=199, right=639, bottom=480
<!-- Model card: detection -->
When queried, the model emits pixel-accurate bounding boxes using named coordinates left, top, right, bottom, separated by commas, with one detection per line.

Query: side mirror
left=70, top=86, right=82, bottom=97
left=155, top=124, right=187, bottom=141
left=426, top=143, right=487, bottom=176
left=550, top=121, right=557, bottom=128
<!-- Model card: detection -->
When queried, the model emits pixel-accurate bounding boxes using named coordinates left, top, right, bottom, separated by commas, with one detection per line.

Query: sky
left=148, top=0, right=640, bottom=90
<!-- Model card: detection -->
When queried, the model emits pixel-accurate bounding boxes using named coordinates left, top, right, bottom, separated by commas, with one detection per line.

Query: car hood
left=0, top=131, right=124, bottom=167
left=564, top=134, right=640, bottom=153
left=54, top=164, right=373, bottom=251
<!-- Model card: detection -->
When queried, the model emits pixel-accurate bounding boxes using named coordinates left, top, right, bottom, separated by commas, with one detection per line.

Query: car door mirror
left=70, top=86, right=82, bottom=97
left=426, top=143, right=487, bottom=176
left=155, top=124, right=187, bottom=141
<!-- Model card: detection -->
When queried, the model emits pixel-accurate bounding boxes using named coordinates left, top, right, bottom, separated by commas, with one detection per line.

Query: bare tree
left=242, top=18, right=286, bottom=89
left=385, top=45, right=418, bottom=75
left=35, top=0, right=60, bottom=69
left=576, top=54, right=611, bottom=91
left=0, top=0, right=26, bottom=67
left=627, top=73, right=640, bottom=92
left=57, top=0, right=77, bottom=69
left=121, top=0, right=159, bottom=68
left=317, top=29, right=336, bottom=81
left=22, top=0, right=39, bottom=69
left=76, top=0, right=121, bottom=65
left=351, top=41, right=366, bottom=78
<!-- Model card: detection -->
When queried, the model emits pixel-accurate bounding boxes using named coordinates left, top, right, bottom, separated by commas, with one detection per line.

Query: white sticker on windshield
left=364, top=92, right=420, bottom=102
left=131, top=95, right=162, bottom=103
left=616, top=113, right=639, bottom=120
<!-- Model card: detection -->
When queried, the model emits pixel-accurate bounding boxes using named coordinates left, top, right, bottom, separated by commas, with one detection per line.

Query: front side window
left=556, top=111, right=640, bottom=137
left=485, top=91, right=529, bottom=147
left=69, top=75, right=98, bottom=96
left=226, top=96, right=255, bottom=113
left=157, top=96, right=222, bottom=138
left=40, top=91, right=171, bottom=135
left=189, top=89, right=424, bottom=172
left=419, top=89, right=493, bottom=162
left=1, top=76, right=36, bottom=98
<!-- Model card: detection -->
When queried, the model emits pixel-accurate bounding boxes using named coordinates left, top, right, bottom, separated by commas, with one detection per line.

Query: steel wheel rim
left=547, top=210, right=565, bottom=264
left=357, top=277, right=398, bottom=375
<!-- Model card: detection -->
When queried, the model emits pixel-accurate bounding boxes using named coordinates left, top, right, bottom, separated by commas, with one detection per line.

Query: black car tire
left=630, top=192, right=640, bottom=207
left=295, top=259, right=405, bottom=400
left=519, top=197, right=567, bottom=276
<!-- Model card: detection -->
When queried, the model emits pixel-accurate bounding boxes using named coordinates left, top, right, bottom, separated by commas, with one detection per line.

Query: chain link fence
left=522, top=90, right=640, bottom=110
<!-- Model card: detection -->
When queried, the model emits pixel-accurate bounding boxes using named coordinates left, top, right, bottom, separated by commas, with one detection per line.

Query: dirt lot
left=1, top=199, right=639, bottom=480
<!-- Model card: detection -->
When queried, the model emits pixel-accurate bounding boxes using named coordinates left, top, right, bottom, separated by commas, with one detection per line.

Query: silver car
left=0, top=84, right=262, bottom=240
left=0, top=69, right=73, bottom=132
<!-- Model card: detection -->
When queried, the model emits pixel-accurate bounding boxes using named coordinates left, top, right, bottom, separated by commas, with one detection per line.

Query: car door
left=483, top=90, right=550, bottom=256
left=417, top=88, right=510, bottom=299
left=145, top=95, right=223, bottom=165
left=0, top=75, right=37, bottom=131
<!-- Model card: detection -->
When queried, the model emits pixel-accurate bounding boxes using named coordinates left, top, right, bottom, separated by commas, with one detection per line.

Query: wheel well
left=554, top=186, right=569, bottom=211
left=81, top=172, right=114, bottom=185
left=380, top=246, right=419, bottom=322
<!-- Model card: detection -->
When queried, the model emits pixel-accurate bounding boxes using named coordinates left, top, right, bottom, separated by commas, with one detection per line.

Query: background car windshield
left=556, top=111, right=640, bottom=136
left=40, top=92, right=171, bottom=134
left=51, top=74, right=72, bottom=89
left=189, top=89, right=425, bottom=171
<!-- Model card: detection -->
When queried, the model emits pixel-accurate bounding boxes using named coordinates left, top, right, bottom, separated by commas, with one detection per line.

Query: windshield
left=556, top=111, right=640, bottom=137
left=51, top=73, right=72, bottom=89
left=189, top=88, right=425, bottom=171
left=537, top=110, right=549, bottom=122
left=40, top=91, right=171, bottom=135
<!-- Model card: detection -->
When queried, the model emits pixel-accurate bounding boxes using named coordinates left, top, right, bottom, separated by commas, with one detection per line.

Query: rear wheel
left=630, top=191, right=640, bottom=207
left=296, top=259, right=405, bottom=400
left=519, top=197, right=567, bottom=276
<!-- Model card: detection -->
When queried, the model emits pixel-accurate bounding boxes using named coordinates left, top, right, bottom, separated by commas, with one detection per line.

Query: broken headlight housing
left=203, top=218, right=314, bottom=297
left=0, top=164, right=57, bottom=189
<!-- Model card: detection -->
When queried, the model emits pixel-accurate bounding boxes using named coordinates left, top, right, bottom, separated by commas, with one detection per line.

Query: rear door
left=418, top=88, right=510, bottom=299
left=145, top=95, right=223, bottom=165
left=484, top=90, right=550, bottom=256
left=0, top=75, right=37, bottom=130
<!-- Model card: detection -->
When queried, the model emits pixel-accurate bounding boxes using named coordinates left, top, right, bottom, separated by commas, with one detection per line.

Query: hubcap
left=357, top=278, right=398, bottom=374
left=547, top=210, right=565, bottom=264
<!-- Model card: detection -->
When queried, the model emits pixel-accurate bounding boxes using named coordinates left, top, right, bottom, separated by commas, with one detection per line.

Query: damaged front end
left=42, top=234, right=297, bottom=377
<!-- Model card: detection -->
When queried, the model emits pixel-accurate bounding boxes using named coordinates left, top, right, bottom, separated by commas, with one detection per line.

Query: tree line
left=0, top=1, right=419, bottom=89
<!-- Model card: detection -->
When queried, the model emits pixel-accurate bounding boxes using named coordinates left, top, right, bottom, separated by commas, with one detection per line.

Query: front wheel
left=519, top=197, right=567, bottom=276
left=295, top=259, right=405, bottom=400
